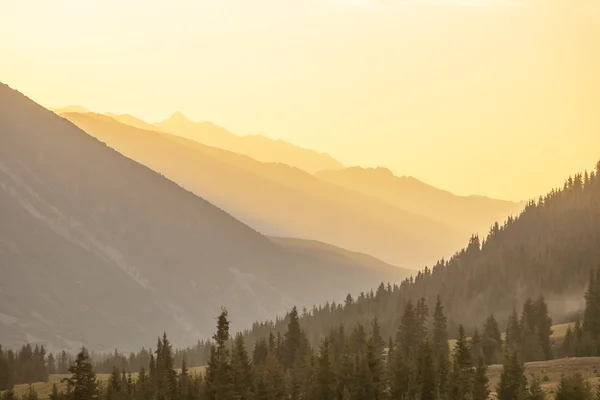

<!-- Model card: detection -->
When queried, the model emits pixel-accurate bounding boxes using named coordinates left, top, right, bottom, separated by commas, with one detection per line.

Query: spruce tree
left=417, top=339, right=436, bottom=400
left=528, top=376, right=546, bottom=400
left=283, top=307, right=304, bottom=371
left=397, top=300, right=418, bottom=359
left=433, top=295, right=449, bottom=361
left=496, top=350, right=528, bottom=400
left=554, top=373, right=593, bottom=400
left=136, top=368, right=152, bottom=400
left=482, top=314, right=503, bottom=365
left=389, top=343, right=411, bottom=400
left=23, top=384, right=38, bottom=400
left=62, top=348, right=98, bottom=400
left=106, top=366, right=122, bottom=400
left=364, top=337, right=386, bottom=400
left=49, top=384, right=60, bottom=400
left=449, top=325, right=472, bottom=400
left=506, top=308, right=522, bottom=352
left=370, top=318, right=385, bottom=355
left=472, top=356, right=489, bottom=400
left=336, top=343, right=354, bottom=400
left=231, top=334, right=253, bottom=400
left=47, top=354, right=56, bottom=376
left=316, top=339, right=335, bottom=400
left=204, top=310, right=236, bottom=400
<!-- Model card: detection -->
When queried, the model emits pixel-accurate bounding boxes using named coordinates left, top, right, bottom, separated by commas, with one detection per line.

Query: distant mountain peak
left=166, top=111, right=191, bottom=123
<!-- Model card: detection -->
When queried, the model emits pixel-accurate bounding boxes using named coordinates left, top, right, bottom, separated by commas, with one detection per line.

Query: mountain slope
left=105, top=113, right=159, bottom=132
left=154, top=112, right=344, bottom=174
left=243, top=164, right=600, bottom=345
left=316, top=167, right=524, bottom=235
left=0, top=83, right=409, bottom=352
left=59, top=111, right=468, bottom=268
left=269, top=237, right=401, bottom=274
left=50, top=105, right=89, bottom=114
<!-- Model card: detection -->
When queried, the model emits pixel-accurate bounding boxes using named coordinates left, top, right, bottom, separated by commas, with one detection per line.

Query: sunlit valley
left=2, top=0, right=600, bottom=399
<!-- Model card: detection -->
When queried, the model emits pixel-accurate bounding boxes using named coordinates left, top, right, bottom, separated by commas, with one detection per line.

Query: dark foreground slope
left=0, top=83, right=408, bottom=352
left=245, top=164, right=600, bottom=344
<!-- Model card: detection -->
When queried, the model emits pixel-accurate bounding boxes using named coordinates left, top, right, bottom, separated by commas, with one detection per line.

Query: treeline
left=241, top=161, right=600, bottom=347
left=0, top=344, right=50, bottom=391
left=561, top=268, right=600, bottom=358
left=1, top=294, right=597, bottom=400
left=92, top=341, right=212, bottom=374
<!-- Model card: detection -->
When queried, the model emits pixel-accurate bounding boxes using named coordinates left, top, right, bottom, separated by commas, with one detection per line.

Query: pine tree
left=389, top=342, right=411, bottom=400
left=449, top=325, right=472, bottom=400
left=364, top=337, right=386, bottom=400
left=528, top=376, right=546, bottom=400
left=417, top=339, right=436, bottom=400
left=62, top=348, right=98, bottom=400
left=49, top=384, right=61, bottom=400
left=397, top=300, right=421, bottom=361
left=496, top=350, right=528, bottom=400
left=204, top=309, right=236, bottom=400
left=482, top=314, right=503, bottom=365
left=472, top=356, right=489, bottom=400
left=283, top=307, right=305, bottom=371
left=370, top=318, right=385, bottom=355
left=156, top=333, right=177, bottom=400
left=336, top=342, right=354, bottom=400
left=506, top=308, right=522, bottom=352
left=316, top=339, right=335, bottom=400
left=106, top=366, right=122, bottom=400
left=47, top=354, right=56, bottom=376
left=178, top=359, right=189, bottom=400
left=23, top=384, right=38, bottom=400
left=470, top=328, right=483, bottom=361
left=437, top=352, right=450, bottom=400
left=136, top=368, right=152, bottom=400
left=554, top=373, right=593, bottom=400
left=433, top=295, right=449, bottom=361
left=231, top=333, right=253, bottom=400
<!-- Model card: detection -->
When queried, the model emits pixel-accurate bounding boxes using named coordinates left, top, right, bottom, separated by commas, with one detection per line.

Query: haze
left=1, top=0, right=599, bottom=200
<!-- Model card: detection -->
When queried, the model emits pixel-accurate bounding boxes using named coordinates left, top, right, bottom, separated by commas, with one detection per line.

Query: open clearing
left=11, top=367, right=206, bottom=399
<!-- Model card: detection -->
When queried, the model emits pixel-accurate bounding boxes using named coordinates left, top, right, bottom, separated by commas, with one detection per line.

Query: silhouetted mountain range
left=0, top=83, right=410, bottom=352
left=316, top=167, right=523, bottom=235
left=154, top=112, right=344, bottom=174
left=59, top=111, right=469, bottom=268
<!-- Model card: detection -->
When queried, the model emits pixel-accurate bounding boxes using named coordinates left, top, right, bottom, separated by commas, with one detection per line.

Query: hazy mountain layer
left=316, top=167, right=524, bottom=235
left=154, top=112, right=344, bottom=174
left=0, top=83, right=409, bottom=352
left=60, top=112, right=468, bottom=268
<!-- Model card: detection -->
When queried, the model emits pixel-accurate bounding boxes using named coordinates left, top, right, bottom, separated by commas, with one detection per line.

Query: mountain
left=105, top=113, right=159, bottom=132
left=243, top=164, right=600, bottom=345
left=59, top=111, right=469, bottom=268
left=50, top=105, right=89, bottom=114
left=269, top=237, right=401, bottom=274
left=315, top=167, right=524, bottom=235
left=0, top=83, right=410, bottom=352
left=154, top=112, right=344, bottom=174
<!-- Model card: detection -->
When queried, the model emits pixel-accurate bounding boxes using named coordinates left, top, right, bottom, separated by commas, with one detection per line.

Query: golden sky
left=1, top=0, right=599, bottom=201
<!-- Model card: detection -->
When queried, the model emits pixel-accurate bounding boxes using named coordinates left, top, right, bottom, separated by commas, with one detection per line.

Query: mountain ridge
left=59, top=111, right=469, bottom=268
left=0, top=83, right=410, bottom=352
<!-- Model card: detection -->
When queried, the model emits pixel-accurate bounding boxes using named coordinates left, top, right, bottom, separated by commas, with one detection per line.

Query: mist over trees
left=241, top=163, right=600, bottom=348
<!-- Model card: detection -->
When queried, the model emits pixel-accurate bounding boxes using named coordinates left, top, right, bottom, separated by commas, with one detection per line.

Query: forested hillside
left=243, top=163, right=600, bottom=345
